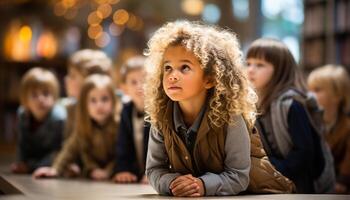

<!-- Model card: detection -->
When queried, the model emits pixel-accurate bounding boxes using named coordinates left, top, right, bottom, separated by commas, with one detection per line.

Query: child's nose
left=37, top=94, right=46, bottom=102
left=247, top=65, right=255, bottom=74
left=168, top=72, right=179, bottom=82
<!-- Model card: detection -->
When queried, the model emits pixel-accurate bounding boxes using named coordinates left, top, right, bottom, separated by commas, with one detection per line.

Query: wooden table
left=1, top=171, right=349, bottom=200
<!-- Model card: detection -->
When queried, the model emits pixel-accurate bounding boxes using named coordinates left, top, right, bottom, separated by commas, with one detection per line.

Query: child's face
left=246, top=57, right=274, bottom=92
left=65, top=68, right=84, bottom=99
left=87, top=87, right=113, bottom=125
left=124, top=69, right=145, bottom=111
left=162, top=45, right=213, bottom=103
left=309, top=86, right=340, bottom=111
left=27, top=88, right=55, bottom=121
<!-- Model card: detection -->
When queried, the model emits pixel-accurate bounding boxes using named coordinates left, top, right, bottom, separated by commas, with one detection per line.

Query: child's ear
left=204, top=76, right=215, bottom=89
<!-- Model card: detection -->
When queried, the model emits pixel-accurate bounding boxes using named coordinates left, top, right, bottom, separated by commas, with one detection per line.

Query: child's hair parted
left=246, top=38, right=306, bottom=112
left=76, top=74, right=116, bottom=137
left=308, top=64, right=350, bottom=114
left=144, top=20, right=257, bottom=130
left=68, top=49, right=113, bottom=77
left=20, top=67, right=59, bottom=108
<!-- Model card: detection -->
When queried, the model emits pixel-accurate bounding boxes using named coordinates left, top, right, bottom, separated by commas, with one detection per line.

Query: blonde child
left=112, top=56, right=150, bottom=184
left=33, top=74, right=118, bottom=180
left=11, top=67, right=66, bottom=174
left=144, top=21, right=257, bottom=196
left=246, top=38, right=330, bottom=193
left=308, top=65, right=350, bottom=193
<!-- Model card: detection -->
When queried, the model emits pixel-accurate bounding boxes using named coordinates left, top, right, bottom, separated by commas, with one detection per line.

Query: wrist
left=198, top=178, right=206, bottom=196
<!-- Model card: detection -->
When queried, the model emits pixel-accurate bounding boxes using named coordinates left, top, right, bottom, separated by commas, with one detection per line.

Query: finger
left=125, top=175, right=133, bottom=183
left=177, top=185, right=200, bottom=197
left=189, top=192, right=201, bottom=197
left=115, top=176, right=124, bottom=182
left=112, top=175, right=118, bottom=182
left=128, top=174, right=137, bottom=182
left=170, top=175, right=194, bottom=189
left=32, top=171, right=41, bottom=178
left=119, top=175, right=127, bottom=182
left=169, top=176, right=184, bottom=189
left=183, top=174, right=195, bottom=180
left=33, top=169, right=47, bottom=178
left=172, top=181, right=198, bottom=196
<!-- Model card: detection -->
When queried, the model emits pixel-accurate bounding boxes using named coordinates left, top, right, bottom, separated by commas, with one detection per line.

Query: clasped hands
left=170, top=174, right=205, bottom=197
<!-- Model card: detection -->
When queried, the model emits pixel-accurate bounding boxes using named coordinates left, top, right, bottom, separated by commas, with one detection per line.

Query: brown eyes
left=181, top=65, right=190, bottom=72
left=163, top=65, right=191, bottom=73
left=247, top=63, right=264, bottom=68
left=164, top=65, right=172, bottom=72
left=90, top=96, right=110, bottom=103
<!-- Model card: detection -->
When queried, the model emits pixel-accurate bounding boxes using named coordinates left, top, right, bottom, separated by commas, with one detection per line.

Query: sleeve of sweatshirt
left=145, top=127, right=181, bottom=195
left=199, top=115, right=251, bottom=196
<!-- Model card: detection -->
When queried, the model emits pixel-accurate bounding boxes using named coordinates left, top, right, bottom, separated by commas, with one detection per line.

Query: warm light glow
left=95, top=32, right=110, bottom=47
left=95, top=0, right=109, bottom=4
left=108, top=0, right=120, bottom=4
left=36, top=31, right=58, bottom=59
left=62, top=0, right=76, bottom=8
left=126, top=13, right=137, bottom=29
left=109, top=23, right=124, bottom=36
left=64, top=8, right=78, bottom=20
left=127, top=15, right=143, bottom=31
left=4, top=21, right=32, bottom=61
left=19, top=25, right=32, bottom=42
left=54, top=2, right=66, bottom=16
left=113, top=9, right=129, bottom=25
left=97, top=3, right=112, bottom=18
left=134, top=16, right=144, bottom=31
left=88, top=11, right=103, bottom=25
left=88, top=24, right=103, bottom=39
left=181, top=0, right=204, bottom=15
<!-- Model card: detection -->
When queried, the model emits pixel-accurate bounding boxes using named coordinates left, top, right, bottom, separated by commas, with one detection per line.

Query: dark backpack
left=279, top=89, right=336, bottom=193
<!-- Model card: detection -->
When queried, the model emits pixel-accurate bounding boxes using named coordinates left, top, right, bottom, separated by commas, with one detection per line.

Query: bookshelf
left=302, top=0, right=350, bottom=73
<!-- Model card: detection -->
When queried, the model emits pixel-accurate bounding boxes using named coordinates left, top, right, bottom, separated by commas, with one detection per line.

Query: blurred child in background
left=34, top=49, right=114, bottom=177
left=246, top=38, right=329, bottom=193
left=308, top=65, right=350, bottom=193
left=33, top=74, right=118, bottom=180
left=63, top=49, right=113, bottom=139
left=112, top=56, right=150, bottom=184
left=11, top=67, right=66, bottom=174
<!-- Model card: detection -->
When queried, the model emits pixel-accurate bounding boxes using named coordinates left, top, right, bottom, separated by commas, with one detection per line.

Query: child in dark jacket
left=113, top=56, right=150, bottom=184
left=11, top=67, right=66, bottom=174
left=246, top=38, right=326, bottom=193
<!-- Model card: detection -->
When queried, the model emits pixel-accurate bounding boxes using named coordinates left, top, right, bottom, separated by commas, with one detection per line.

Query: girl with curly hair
left=144, top=20, right=257, bottom=196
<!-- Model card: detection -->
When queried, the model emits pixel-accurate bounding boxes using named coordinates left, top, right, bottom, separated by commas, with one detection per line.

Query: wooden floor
left=0, top=155, right=349, bottom=200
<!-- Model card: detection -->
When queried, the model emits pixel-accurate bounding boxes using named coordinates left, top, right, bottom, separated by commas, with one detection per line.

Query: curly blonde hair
left=144, top=20, right=257, bottom=130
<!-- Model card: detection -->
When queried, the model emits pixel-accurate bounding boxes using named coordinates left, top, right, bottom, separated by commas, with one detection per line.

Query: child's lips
left=168, top=86, right=182, bottom=90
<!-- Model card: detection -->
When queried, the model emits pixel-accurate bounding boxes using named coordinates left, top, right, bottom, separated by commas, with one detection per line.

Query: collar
left=173, top=101, right=206, bottom=134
